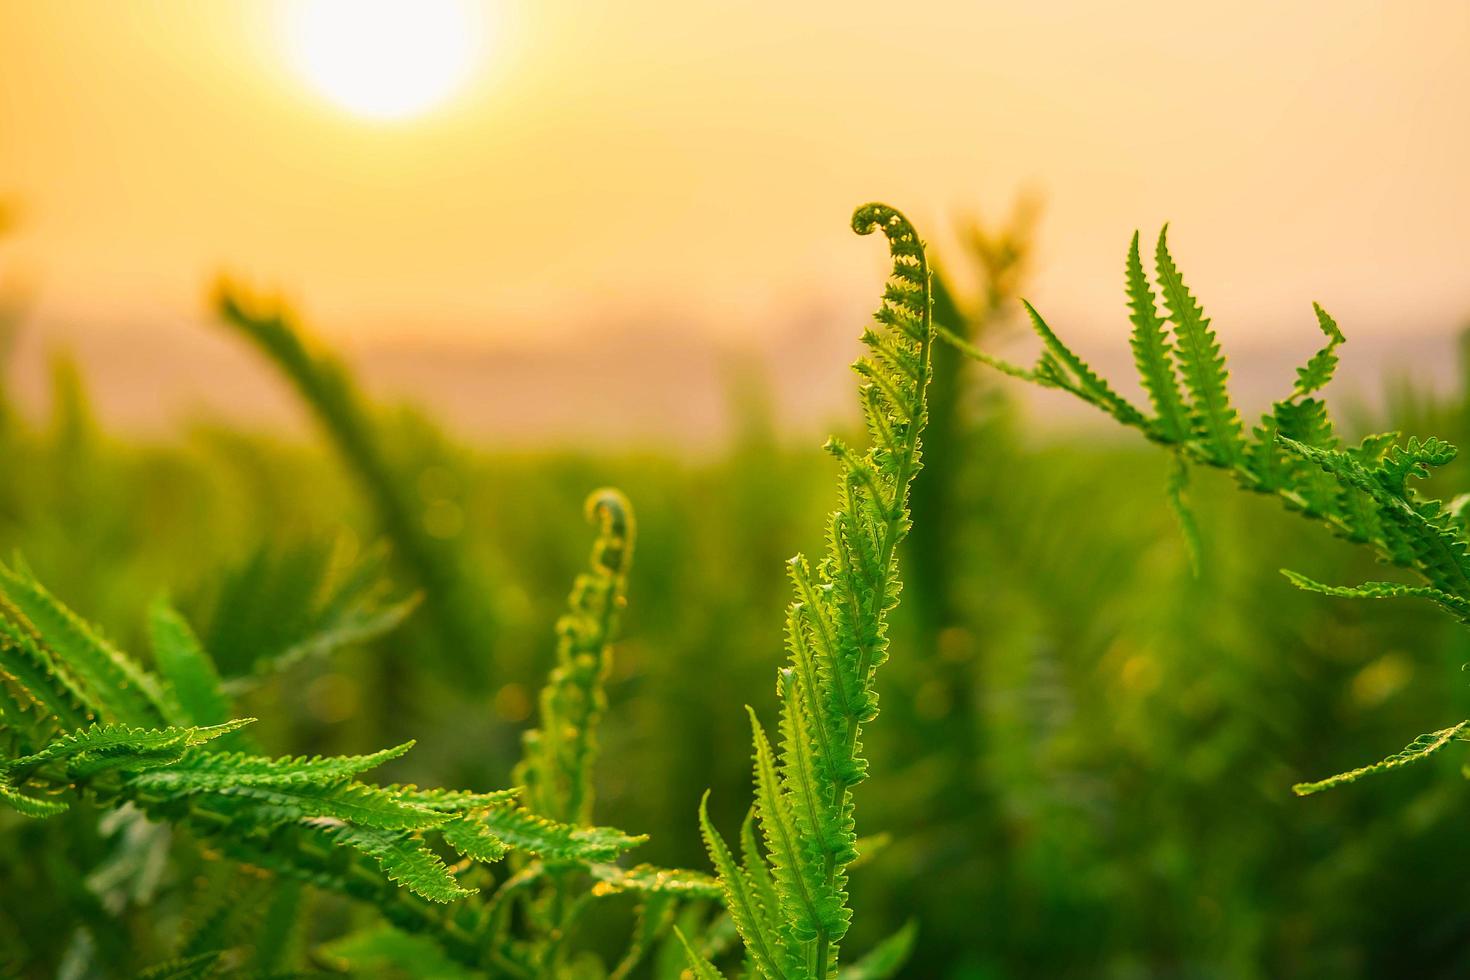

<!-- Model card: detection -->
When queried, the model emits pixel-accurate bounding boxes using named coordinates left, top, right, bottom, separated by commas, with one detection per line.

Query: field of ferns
left=4, top=206, right=1470, bottom=979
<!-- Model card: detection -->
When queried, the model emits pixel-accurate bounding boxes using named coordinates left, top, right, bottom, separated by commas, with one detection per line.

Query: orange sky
left=0, top=2, right=1467, bottom=437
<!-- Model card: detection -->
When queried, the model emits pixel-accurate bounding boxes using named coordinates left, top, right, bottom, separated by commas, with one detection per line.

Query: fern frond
left=702, top=204, right=934, bottom=977
left=1293, top=721, right=1470, bottom=796
left=934, top=225, right=1470, bottom=806
left=215, top=819, right=473, bottom=907
left=516, top=488, right=635, bottom=826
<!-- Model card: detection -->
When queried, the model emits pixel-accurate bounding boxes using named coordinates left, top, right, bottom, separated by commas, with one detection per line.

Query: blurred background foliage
left=2, top=213, right=1470, bottom=978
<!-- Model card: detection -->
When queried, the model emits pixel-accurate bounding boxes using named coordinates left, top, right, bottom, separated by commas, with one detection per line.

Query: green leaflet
left=1281, top=570, right=1470, bottom=621
left=1126, top=231, right=1189, bottom=442
left=588, top=862, right=723, bottom=900
left=3, top=720, right=251, bottom=777
left=439, top=815, right=510, bottom=863
left=1154, top=227, right=1243, bottom=463
left=384, top=784, right=521, bottom=813
left=477, top=805, right=645, bottom=863
left=0, top=614, right=98, bottom=739
left=0, top=776, right=69, bottom=817
left=1024, top=300, right=1145, bottom=427
left=326, top=823, right=476, bottom=902
left=1293, top=302, right=1345, bottom=398
left=124, top=741, right=415, bottom=791
left=749, top=707, right=842, bottom=946
left=148, top=598, right=232, bottom=728
left=0, top=561, right=168, bottom=726
left=699, top=792, right=789, bottom=980
left=1293, top=721, right=1470, bottom=796
left=143, top=776, right=446, bottom=831
left=675, top=925, right=729, bottom=980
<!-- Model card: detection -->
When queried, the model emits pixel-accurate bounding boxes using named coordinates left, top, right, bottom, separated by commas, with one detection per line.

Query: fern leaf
left=1281, top=570, right=1470, bottom=621
left=1154, top=227, right=1243, bottom=463
left=1294, top=720, right=1470, bottom=796
left=1126, top=231, right=1189, bottom=440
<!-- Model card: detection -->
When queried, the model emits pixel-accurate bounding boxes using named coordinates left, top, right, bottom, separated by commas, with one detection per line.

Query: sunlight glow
left=283, top=0, right=488, bottom=121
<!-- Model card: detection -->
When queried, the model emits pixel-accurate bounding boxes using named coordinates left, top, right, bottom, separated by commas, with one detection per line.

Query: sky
left=0, top=1, right=1467, bottom=440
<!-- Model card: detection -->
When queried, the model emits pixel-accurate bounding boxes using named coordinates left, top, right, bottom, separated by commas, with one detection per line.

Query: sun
left=282, top=0, right=489, bottom=121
